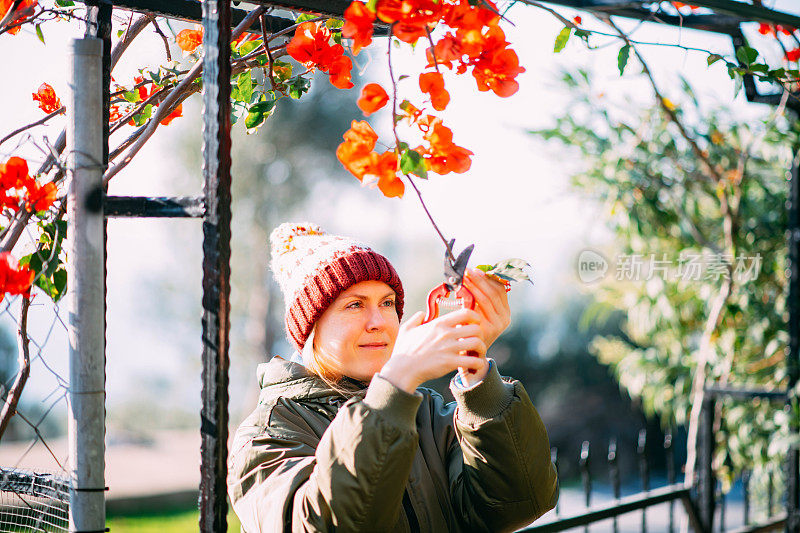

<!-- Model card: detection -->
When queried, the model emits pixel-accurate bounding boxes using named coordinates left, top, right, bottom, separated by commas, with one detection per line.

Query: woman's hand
left=379, top=309, right=489, bottom=394
left=463, top=267, right=512, bottom=350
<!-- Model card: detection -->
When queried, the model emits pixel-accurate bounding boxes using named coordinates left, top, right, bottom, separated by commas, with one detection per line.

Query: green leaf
left=55, top=0, right=75, bottom=5
left=238, top=39, right=262, bottom=57
left=237, top=72, right=254, bottom=103
left=249, top=99, right=276, bottom=115
left=244, top=109, right=265, bottom=129
left=554, top=26, right=571, bottom=53
left=332, top=32, right=342, bottom=45
left=296, top=13, right=318, bottom=23
left=400, top=149, right=423, bottom=174
left=325, top=19, right=344, bottom=29
left=735, top=46, right=758, bottom=66
left=574, top=29, right=590, bottom=42
left=476, top=258, right=533, bottom=285
left=35, top=24, right=45, bottom=44
left=366, top=0, right=378, bottom=11
left=52, top=267, right=67, bottom=302
left=123, top=90, right=139, bottom=103
left=707, top=54, right=723, bottom=66
left=617, top=44, right=631, bottom=76
left=287, top=76, right=311, bottom=99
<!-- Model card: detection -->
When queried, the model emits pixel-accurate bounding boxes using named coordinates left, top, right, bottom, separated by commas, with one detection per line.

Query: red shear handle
left=422, top=284, right=480, bottom=374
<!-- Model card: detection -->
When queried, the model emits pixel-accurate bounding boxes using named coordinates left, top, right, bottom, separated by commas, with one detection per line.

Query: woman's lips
left=359, top=343, right=388, bottom=349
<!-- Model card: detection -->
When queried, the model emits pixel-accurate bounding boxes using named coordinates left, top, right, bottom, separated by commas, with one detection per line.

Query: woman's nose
left=365, top=306, right=386, bottom=330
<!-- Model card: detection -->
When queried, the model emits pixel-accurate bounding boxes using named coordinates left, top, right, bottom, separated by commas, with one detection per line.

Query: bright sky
left=0, top=1, right=798, bottom=417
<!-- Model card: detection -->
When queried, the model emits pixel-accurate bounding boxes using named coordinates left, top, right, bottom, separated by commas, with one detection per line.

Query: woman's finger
left=452, top=336, right=486, bottom=356
left=454, top=353, right=487, bottom=371
left=436, top=308, right=481, bottom=327
left=465, top=269, right=503, bottom=318
left=401, top=311, right=425, bottom=331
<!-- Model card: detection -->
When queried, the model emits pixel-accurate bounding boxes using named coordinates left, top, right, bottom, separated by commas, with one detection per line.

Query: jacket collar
left=257, top=356, right=367, bottom=401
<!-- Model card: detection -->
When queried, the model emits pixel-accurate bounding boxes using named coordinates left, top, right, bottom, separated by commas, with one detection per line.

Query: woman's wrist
left=378, top=359, right=419, bottom=394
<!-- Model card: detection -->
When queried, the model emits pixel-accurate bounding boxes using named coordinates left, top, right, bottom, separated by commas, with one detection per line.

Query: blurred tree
left=532, top=68, right=796, bottom=491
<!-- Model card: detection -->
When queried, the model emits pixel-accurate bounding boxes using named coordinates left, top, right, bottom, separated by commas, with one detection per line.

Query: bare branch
left=0, top=297, right=31, bottom=441
left=151, top=18, right=172, bottom=62
left=0, top=107, right=65, bottom=150
left=104, top=5, right=269, bottom=182
left=111, top=14, right=154, bottom=71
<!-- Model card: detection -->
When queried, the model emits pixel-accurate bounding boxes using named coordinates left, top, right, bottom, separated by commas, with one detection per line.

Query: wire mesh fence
left=0, top=144, right=71, bottom=531
left=0, top=468, right=68, bottom=532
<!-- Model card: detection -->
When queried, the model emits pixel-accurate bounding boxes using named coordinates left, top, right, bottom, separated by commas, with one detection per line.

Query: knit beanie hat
left=269, top=222, right=405, bottom=351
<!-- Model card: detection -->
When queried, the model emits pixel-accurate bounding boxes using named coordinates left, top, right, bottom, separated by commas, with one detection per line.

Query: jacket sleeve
left=228, top=375, right=423, bottom=533
left=439, top=361, right=559, bottom=532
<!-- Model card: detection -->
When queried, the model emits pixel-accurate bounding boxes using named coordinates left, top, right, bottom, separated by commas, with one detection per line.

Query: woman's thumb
left=403, top=311, right=425, bottom=329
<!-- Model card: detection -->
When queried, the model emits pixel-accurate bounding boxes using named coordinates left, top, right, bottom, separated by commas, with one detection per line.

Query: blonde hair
left=301, top=327, right=362, bottom=397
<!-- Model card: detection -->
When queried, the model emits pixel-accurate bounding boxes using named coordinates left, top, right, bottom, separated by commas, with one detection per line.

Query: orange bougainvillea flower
left=1, top=0, right=37, bottom=35
left=133, top=75, right=157, bottom=101
left=343, top=1, right=375, bottom=55
left=287, top=22, right=353, bottom=89
left=176, top=26, right=203, bottom=53
left=342, top=120, right=379, bottom=147
left=471, top=27, right=525, bottom=97
left=786, top=48, right=800, bottom=62
left=0, top=157, right=29, bottom=190
left=419, top=71, right=450, bottom=111
left=0, top=252, right=34, bottom=301
left=376, top=0, right=441, bottom=44
left=327, top=55, right=354, bottom=89
left=160, top=103, right=183, bottom=125
left=416, top=117, right=474, bottom=175
left=357, top=83, right=389, bottom=116
left=31, top=83, right=62, bottom=114
left=371, top=151, right=404, bottom=198
left=337, top=121, right=403, bottom=198
left=109, top=104, right=124, bottom=123
left=25, top=180, right=57, bottom=212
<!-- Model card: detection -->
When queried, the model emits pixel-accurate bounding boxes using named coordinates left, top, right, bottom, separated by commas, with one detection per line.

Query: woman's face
left=313, top=280, right=400, bottom=382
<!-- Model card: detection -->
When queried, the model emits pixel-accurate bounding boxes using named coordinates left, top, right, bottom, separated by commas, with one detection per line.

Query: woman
left=228, top=222, right=558, bottom=532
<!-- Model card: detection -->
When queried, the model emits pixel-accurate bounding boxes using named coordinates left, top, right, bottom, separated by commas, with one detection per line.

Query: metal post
left=698, top=397, right=716, bottom=533
left=200, top=0, right=232, bottom=530
left=67, top=37, right=106, bottom=532
left=786, top=147, right=800, bottom=533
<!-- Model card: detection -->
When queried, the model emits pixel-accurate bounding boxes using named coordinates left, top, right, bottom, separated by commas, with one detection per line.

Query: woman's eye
left=346, top=301, right=363, bottom=309
left=381, top=299, right=395, bottom=307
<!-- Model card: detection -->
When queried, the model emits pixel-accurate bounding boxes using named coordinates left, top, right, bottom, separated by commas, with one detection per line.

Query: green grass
left=107, top=508, right=241, bottom=532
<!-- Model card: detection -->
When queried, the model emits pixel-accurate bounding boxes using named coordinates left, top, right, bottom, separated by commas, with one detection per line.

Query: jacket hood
left=257, top=356, right=367, bottom=402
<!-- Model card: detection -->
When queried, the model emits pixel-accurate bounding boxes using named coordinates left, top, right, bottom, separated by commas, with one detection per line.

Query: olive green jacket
left=227, top=357, right=558, bottom=532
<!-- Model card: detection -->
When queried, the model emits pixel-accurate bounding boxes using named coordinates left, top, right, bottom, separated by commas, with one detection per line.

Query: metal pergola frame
left=67, top=0, right=800, bottom=531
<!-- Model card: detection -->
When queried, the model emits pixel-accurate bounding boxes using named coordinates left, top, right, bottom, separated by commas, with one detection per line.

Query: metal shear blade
left=444, top=239, right=474, bottom=291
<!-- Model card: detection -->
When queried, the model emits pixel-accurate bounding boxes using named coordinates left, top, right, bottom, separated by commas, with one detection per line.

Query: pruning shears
left=422, top=240, right=480, bottom=375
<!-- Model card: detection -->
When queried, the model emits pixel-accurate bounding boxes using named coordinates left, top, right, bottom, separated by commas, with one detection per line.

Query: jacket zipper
left=402, top=489, right=420, bottom=531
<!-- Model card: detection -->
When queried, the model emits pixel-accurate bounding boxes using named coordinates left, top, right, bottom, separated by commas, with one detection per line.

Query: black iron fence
left=523, top=387, right=790, bottom=533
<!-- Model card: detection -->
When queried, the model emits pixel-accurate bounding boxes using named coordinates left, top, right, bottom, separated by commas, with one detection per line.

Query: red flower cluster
left=0, top=252, right=34, bottom=303
left=31, top=83, right=62, bottom=114
left=0, top=157, right=57, bottom=213
left=343, top=0, right=524, bottom=97
left=287, top=22, right=353, bottom=89
left=336, top=121, right=404, bottom=197
left=415, top=115, right=472, bottom=175
left=1, top=0, right=36, bottom=35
